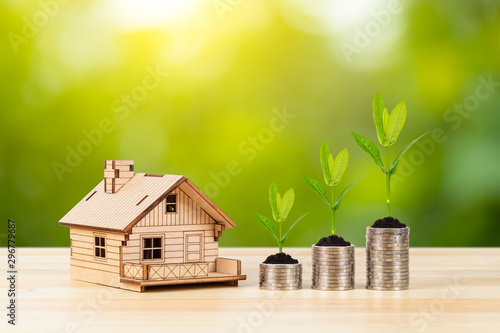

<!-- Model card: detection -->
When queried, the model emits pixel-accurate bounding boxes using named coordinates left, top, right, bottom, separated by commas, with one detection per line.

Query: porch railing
left=122, top=262, right=209, bottom=280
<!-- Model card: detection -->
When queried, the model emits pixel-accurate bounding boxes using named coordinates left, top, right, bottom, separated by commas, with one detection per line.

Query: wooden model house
left=59, top=160, right=246, bottom=292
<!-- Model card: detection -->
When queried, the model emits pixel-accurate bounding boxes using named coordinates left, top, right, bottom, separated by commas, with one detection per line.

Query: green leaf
left=328, top=154, right=334, bottom=180
left=389, top=133, right=426, bottom=175
left=334, top=178, right=361, bottom=210
left=269, top=182, right=279, bottom=221
left=303, top=175, right=331, bottom=208
left=276, top=192, right=281, bottom=216
left=254, top=212, right=279, bottom=242
left=281, top=212, right=309, bottom=244
left=383, top=107, right=389, bottom=135
left=331, top=148, right=349, bottom=185
left=372, top=92, right=386, bottom=145
left=320, top=141, right=333, bottom=186
left=383, top=101, right=407, bottom=146
left=278, top=188, right=295, bottom=222
left=351, top=132, right=386, bottom=172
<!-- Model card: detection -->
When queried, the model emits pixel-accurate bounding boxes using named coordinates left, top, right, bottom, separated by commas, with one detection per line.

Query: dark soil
left=371, top=216, right=407, bottom=228
left=315, top=234, right=352, bottom=247
left=263, top=252, right=299, bottom=264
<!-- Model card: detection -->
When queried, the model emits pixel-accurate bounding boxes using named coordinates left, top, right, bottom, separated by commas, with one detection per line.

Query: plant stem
left=386, top=145, right=391, bottom=217
left=331, top=185, right=335, bottom=235
left=278, top=221, right=282, bottom=253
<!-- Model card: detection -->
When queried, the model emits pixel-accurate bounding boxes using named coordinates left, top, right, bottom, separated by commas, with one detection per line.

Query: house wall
left=69, top=227, right=129, bottom=289
left=123, top=188, right=219, bottom=272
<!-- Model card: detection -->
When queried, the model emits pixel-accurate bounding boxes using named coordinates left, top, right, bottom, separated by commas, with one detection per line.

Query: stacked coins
left=366, top=227, right=410, bottom=291
left=259, top=263, right=302, bottom=291
left=311, top=245, right=355, bottom=291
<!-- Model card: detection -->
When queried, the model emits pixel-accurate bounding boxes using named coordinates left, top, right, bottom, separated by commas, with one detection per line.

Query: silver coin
left=366, top=278, right=409, bottom=284
left=312, top=255, right=355, bottom=260
left=260, top=275, right=302, bottom=280
left=366, top=256, right=409, bottom=261
left=313, top=261, right=355, bottom=266
left=366, top=244, right=409, bottom=249
left=366, top=249, right=409, bottom=255
left=366, top=285, right=409, bottom=291
left=313, top=284, right=354, bottom=288
left=312, top=276, right=354, bottom=281
left=366, top=236, right=409, bottom=241
left=312, top=267, right=354, bottom=273
left=312, top=263, right=355, bottom=268
left=312, top=253, right=354, bottom=259
left=312, top=286, right=354, bottom=291
left=366, top=234, right=409, bottom=239
left=312, top=280, right=354, bottom=286
left=259, top=283, right=302, bottom=288
left=366, top=257, right=409, bottom=262
left=366, top=243, right=409, bottom=248
left=367, top=237, right=409, bottom=242
left=312, top=256, right=354, bottom=261
left=366, top=241, right=410, bottom=246
left=367, top=250, right=409, bottom=255
left=312, top=278, right=354, bottom=284
left=366, top=242, right=409, bottom=247
left=260, top=286, right=302, bottom=291
left=312, top=275, right=354, bottom=281
left=367, top=231, right=409, bottom=237
left=367, top=260, right=409, bottom=266
left=313, top=261, right=355, bottom=265
left=367, top=267, right=409, bottom=272
left=367, top=273, right=409, bottom=279
left=313, top=264, right=354, bottom=269
left=312, top=270, right=354, bottom=275
left=366, top=283, right=409, bottom=288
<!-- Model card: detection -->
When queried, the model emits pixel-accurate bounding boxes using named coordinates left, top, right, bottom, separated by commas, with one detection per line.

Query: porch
left=120, top=257, right=246, bottom=291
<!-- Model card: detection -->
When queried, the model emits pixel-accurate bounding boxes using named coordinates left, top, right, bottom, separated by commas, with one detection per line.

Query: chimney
left=104, top=160, right=134, bottom=194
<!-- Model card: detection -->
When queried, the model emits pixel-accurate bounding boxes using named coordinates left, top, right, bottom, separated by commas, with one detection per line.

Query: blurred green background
left=1, top=0, right=499, bottom=248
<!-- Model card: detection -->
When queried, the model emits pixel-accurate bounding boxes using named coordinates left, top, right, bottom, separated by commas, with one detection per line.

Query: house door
left=184, top=231, right=204, bottom=263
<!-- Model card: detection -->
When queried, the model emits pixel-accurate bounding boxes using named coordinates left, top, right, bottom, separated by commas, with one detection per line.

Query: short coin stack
left=259, top=263, right=302, bottom=291
left=311, top=245, right=355, bottom=291
left=365, top=227, right=409, bottom=291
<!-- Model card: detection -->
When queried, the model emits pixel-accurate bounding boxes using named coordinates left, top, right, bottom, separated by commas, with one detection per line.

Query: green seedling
left=303, top=142, right=359, bottom=235
left=254, top=182, right=308, bottom=253
left=352, top=92, right=425, bottom=217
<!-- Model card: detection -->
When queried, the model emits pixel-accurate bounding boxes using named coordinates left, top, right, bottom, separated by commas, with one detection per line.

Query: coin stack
left=311, top=245, right=355, bottom=291
left=259, top=263, right=302, bottom=291
left=365, top=227, right=410, bottom=291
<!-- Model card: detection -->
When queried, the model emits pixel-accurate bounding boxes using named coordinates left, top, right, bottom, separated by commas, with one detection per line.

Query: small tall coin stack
left=259, top=263, right=302, bottom=291
left=311, top=245, right=355, bottom=291
left=366, top=227, right=409, bottom=291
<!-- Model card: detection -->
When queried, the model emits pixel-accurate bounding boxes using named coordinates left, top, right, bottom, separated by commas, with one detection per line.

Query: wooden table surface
left=2, top=247, right=500, bottom=333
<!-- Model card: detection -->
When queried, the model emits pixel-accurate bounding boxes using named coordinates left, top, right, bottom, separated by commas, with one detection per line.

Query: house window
left=166, top=195, right=177, bottom=213
left=142, top=237, right=163, bottom=260
left=94, top=236, right=106, bottom=258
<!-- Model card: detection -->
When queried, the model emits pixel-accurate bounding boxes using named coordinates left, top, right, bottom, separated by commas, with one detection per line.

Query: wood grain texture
left=2, top=248, right=500, bottom=333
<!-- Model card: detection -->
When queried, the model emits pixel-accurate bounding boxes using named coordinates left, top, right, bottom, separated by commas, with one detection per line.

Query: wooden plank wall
left=123, top=225, right=219, bottom=272
left=70, top=227, right=126, bottom=288
left=136, top=188, right=215, bottom=227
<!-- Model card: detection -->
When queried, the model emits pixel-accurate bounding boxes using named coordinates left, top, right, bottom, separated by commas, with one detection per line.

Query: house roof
left=59, top=173, right=235, bottom=232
